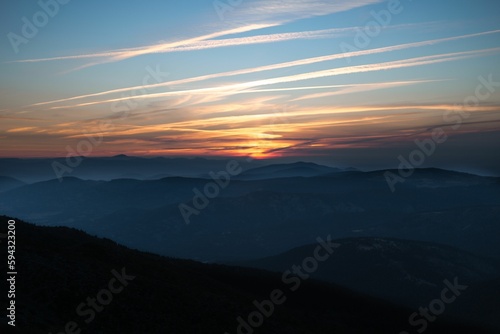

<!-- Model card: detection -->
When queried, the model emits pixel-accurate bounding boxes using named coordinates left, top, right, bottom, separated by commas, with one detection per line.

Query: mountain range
left=1, top=216, right=495, bottom=334
left=1, top=159, right=499, bottom=332
left=235, top=237, right=500, bottom=329
left=1, top=164, right=498, bottom=261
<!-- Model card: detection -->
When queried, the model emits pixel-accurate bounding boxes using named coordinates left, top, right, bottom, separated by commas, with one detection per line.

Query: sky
left=1, top=0, right=500, bottom=174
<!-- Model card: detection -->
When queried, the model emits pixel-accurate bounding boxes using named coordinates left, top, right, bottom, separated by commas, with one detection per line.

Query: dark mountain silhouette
left=445, top=277, right=500, bottom=331
left=235, top=237, right=500, bottom=331
left=112, top=154, right=132, bottom=159
left=0, top=216, right=493, bottom=334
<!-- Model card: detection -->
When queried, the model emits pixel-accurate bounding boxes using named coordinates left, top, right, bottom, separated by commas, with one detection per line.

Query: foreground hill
left=235, top=237, right=500, bottom=331
left=0, top=216, right=492, bottom=333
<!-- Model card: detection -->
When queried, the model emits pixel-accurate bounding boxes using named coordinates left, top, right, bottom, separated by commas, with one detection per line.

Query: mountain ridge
left=2, top=216, right=492, bottom=333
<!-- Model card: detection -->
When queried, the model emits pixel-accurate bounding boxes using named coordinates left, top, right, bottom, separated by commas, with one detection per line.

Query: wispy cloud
left=11, top=23, right=277, bottom=63
left=6, top=100, right=499, bottom=158
left=147, top=27, right=352, bottom=52
left=6, top=127, right=37, bottom=133
left=46, top=47, right=500, bottom=110
left=9, top=0, right=390, bottom=76
left=230, top=0, right=385, bottom=24
left=291, top=80, right=444, bottom=101
left=11, top=0, right=384, bottom=67
left=28, top=29, right=500, bottom=108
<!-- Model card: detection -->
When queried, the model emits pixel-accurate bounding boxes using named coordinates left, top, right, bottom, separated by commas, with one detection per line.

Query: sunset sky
left=1, top=0, right=500, bottom=174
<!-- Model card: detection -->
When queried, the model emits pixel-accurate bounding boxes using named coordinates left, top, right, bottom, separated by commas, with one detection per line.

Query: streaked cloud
left=11, top=0, right=385, bottom=68
left=11, top=23, right=277, bottom=64
left=229, top=0, right=386, bottom=24
left=5, top=101, right=498, bottom=158
left=45, top=47, right=500, bottom=110
left=291, top=80, right=444, bottom=101
left=2, top=0, right=500, bottom=165
left=6, top=127, right=37, bottom=133
left=28, top=29, right=500, bottom=108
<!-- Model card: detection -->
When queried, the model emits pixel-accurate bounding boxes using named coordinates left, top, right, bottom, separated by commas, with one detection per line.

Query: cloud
left=6, top=127, right=37, bottom=133
left=45, top=46, right=500, bottom=110
left=6, top=100, right=499, bottom=159
left=11, top=25, right=360, bottom=66
left=291, top=80, right=444, bottom=101
left=11, top=0, right=385, bottom=71
left=63, top=103, right=498, bottom=140
left=231, top=0, right=385, bottom=24
left=11, top=23, right=277, bottom=64
left=28, top=29, right=500, bottom=108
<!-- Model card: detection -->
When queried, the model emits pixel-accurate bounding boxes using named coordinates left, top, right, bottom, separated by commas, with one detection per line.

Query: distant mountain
left=0, top=176, right=25, bottom=192
left=322, top=168, right=497, bottom=188
left=0, top=176, right=211, bottom=227
left=234, top=162, right=344, bottom=180
left=379, top=167, right=497, bottom=188
left=0, top=156, right=266, bottom=182
left=3, top=216, right=490, bottom=333
left=0, top=168, right=499, bottom=261
left=112, top=154, right=133, bottom=159
left=235, top=238, right=500, bottom=312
